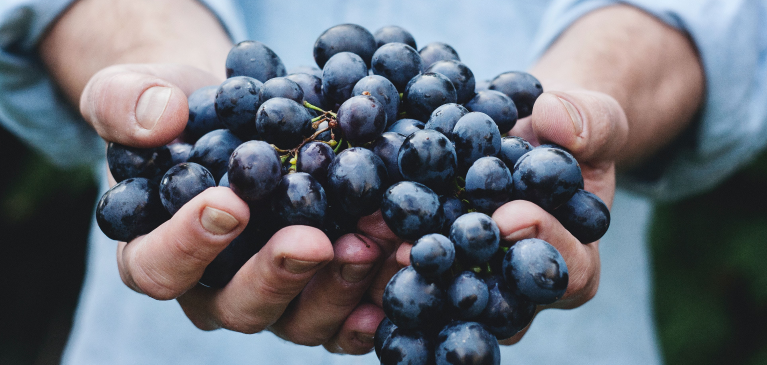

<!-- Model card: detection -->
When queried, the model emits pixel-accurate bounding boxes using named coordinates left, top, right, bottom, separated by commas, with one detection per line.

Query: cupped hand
left=81, top=63, right=403, bottom=354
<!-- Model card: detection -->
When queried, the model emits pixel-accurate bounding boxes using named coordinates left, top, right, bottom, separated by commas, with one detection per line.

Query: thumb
left=528, top=90, right=628, bottom=163
left=80, top=63, right=221, bottom=148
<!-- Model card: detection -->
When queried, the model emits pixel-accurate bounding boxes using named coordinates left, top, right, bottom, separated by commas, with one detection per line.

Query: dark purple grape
left=321, top=52, right=368, bottom=106
left=314, top=120, right=333, bottom=142
left=286, top=73, right=325, bottom=109
left=107, top=142, right=174, bottom=184
left=188, top=129, right=243, bottom=183
left=381, top=181, right=444, bottom=241
left=225, top=40, right=286, bottom=82
left=371, top=43, right=423, bottom=92
left=159, top=162, right=215, bottom=215
left=425, top=60, right=475, bottom=104
left=440, top=196, right=465, bottom=235
left=168, top=143, right=192, bottom=165
left=326, top=147, right=388, bottom=217
left=258, top=77, right=304, bottom=104
left=288, top=65, right=322, bottom=78
left=434, top=321, right=500, bottom=365
left=465, top=156, right=513, bottom=214
left=380, top=328, right=433, bottom=365
left=227, top=140, right=282, bottom=203
left=336, top=94, right=387, bottom=144
left=321, top=204, right=358, bottom=242
left=512, top=147, right=583, bottom=211
left=503, top=238, right=568, bottom=305
left=403, top=72, right=457, bottom=122
left=410, top=233, right=455, bottom=278
left=214, top=76, right=262, bottom=139
left=475, top=79, right=490, bottom=93
left=489, top=71, right=543, bottom=118
left=398, top=129, right=457, bottom=193
left=371, top=132, right=406, bottom=183
left=449, top=212, right=500, bottom=266
left=199, top=217, right=273, bottom=288
left=478, top=275, right=536, bottom=339
left=185, top=86, right=224, bottom=142
left=382, top=266, right=445, bottom=330
left=218, top=172, right=229, bottom=187
left=465, top=90, right=518, bottom=134
left=353, top=75, right=400, bottom=126
left=96, top=178, right=169, bottom=242
left=297, top=141, right=335, bottom=186
left=424, top=103, right=468, bottom=140
left=375, top=317, right=398, bottom=359
left=419, top=42, right=460, bottom=69
left=255, top=97, right=313, bottom=149
left=498, top=136, right=532, bottom=169
left=271, top=172, right=327, bottom=228
left=452, top=112, right=502, bottom=172
left=447, top=271, right=489, bottom=320
left=313, top=24, right=377, bottom=69
left=551, top=189, right=610, bottom=244
left=386, top=118, right=424, bottom=137
left=373, top=25, right=417, bottom=49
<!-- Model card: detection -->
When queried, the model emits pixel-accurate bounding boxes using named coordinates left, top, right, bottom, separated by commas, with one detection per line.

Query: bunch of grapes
left=95, top=23, right=611, bottom=364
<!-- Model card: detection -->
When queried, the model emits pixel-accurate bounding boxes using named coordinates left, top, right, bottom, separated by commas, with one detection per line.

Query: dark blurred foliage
left=651, top=149, right=767, bottom=365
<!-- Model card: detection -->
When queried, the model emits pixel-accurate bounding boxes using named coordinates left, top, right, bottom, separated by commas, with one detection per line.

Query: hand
left=80, top=63, right=404, bottom=354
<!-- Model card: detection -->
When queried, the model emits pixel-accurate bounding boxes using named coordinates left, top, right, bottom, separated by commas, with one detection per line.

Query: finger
left=117, top=187, right=249, bottom=300
left=270, top=233, right=383, bottom=346
left=80, top=63, right=220, bottom=147
left=178, top=226, right=334, bottom=333
left=323, top=303, right=386, bottom=355
left=357, top=210, right=402, bottom=256
left=492, top=200, right=600, bottom=309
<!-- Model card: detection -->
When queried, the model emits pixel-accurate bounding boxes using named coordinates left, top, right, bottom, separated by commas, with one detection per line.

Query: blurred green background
left=0, top=126, right=765, bottom=365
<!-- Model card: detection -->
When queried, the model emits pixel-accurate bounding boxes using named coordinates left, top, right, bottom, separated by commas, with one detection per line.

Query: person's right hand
left=81, top=63, right=402, bottom=354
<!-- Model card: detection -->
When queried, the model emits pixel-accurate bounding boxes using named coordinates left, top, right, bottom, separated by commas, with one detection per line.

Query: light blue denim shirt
left=1, top=1, right=765, bottom=364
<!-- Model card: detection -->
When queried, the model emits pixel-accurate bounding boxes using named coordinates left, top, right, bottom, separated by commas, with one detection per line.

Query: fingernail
left=284, top=259, right=322, bottom=274
left=200, top=207, right=239, bottom=235
left=557, top=97, right=583, bottom=135
left=136, top=86, right=172, bottom=130
left=504, top=226, right=538, bottom=242
left=354, top=332, right=375, bottom=345
left=341, top=263, right=374, bottom=283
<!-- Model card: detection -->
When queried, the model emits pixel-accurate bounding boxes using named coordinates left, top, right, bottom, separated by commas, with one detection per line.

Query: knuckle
left=217, top=308, right=268, bottom=334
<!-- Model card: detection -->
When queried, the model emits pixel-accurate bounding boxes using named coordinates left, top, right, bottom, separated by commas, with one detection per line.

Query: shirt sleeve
left=527, top=0, right=767, bottom=201
left=0, top=0, right=249, bottom=168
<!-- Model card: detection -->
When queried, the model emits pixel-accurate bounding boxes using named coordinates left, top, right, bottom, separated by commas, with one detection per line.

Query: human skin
left=39, top=0, right=702, bottom=355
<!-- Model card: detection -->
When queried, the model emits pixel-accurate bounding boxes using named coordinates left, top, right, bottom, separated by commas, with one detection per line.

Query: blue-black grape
left=255, top=97, right=313, bottom=149
left=96, top=178, right=169, bottom=242
left=185, top=86, right=225, bottom=142
left=380, top=328, right=433, bottom=365
left=383, top=266, right=445, bottom=330
left=440, top=195, right=465, bottom=235
left=159, top=162, right=216, bottom=215
left=227, top=140, right=282, bottom=203
left=188, top=129, right=243, bottom=183
left=419, top=42, right=460, bottom=69
left=488, top=71, right=543, bottom=118
left=258, top=77, right=304, bottom=104
left=336, top=94, right=387, bottom=144
left=449, top=212, right=500, bottom=266
left=371, top=132, right=406, bottom=183
left=373, top=25, right=417, bottom=49
left=296, top=141, right=335, bottom=186
left=447, top=271, right=489, bottom=320
left=434, top=321, right=500, bottom=365
left=285, top=73, right=325, bottom=110
left=226, top=40, right=286, bottom=82
left=503, top=238, right=568, bottom=305
left=410, top=233, right=455, bottom=278
left=107, top=142, right=174, bottom=184
left=465, top=156, right=513, bottom=214
left=313, top=24, right=377, bottom=69
left=321, top=52, right=368, bottom=106
left=375, top=317, right=398, bottom=360
left=478, top=275, right=536, bottom=339
left=403, top=72, right=457, bottom=122
left=397, top=129, right=457, bottom=193
left=386, top=118, right=424, bottom=137
left=465, top=90, right=518, bottom=134
left=498, top=136, right=532, bottom=169
left=371, top=42, right=423, bottom=92
left=168, top=143, right=192, bottom=165
left=424, top=103, right=468, bottom=140
left=452, top=112, right=502, bottom=172
left=475, top=79, right=490, bottom=93
left=321, top=203, right=358, bottom=242
left=218, top=172, right=229, bottom=187
left=214, top=76, right=262, bottom=139
left=271, top=172, right=327, bottom=228
left=512, top=147, right=583, bottom=211
left=288, top=65, right=322, bottom=78
left=326, top=147, right=388, bottom=217
left=353, top=75, right=400, bottom=126
left=425, top=60, right=476, bottom=104
left=381, top=181, right=444, bottom=241
left=551, top=189, right=610, bottom=244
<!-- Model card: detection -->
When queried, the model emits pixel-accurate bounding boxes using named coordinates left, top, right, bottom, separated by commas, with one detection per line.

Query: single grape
left=271, top=172, right=327, bottom=228
left=225, top=40, right=286, bottom=82
left=403, top=72, right=457, bottom=122
left=258, top=77, right=304, bottom=104
left=255, top=97, right=313, bottom=149
left=380, top=328, right=433, bottom=365
left=424, top=103, right=468, bottom=140
left=419, top=42, right=460, bottom=69
left=371, top=42, right=423, bottom=92
left=286, top=73, right=326, bottom=110
left=386, top=118, right=424, bottom=137
left=159, top=162, right=216, bottom=215
left=498, top=136, right=532, bottom=169
left=426, top=60, right=476, bottom=104
left=313, top=24, right=377, bottom=68
left=475, top=79, right=490, bottom=93
left=107, top=142, right=174, bottom=184
left=296, top=141, right=335, bottom=186
left=214, top=76, right=262, bottom=140
left=488, top=71, right=543, bottom=118
left=374, top=317, right=398, bottom=359
left=370, top=132, right=406, bottom=183
left=512, top=147, right=583, bottom=211
left=321, top=52, right=368, bottom=106
left=185, top=85, right=224, bottom=142
left=478, top=275, right=536, bottom=339
left=167, top=143, right=192, bottom=165
left=218, top=172, right=229, bottom=187
left=447, top=271, right=489, bottom=319
left=465, top=90, right=518, bottom=134
left=551, top=189, right=611, bottom=244
left=373, top=25, right=417, bottom=49
left=187, top=129, right=243, bottom=183
left=397, top=129, right=457, bottom=193
left=410, top=233, right=455, bottom=278
left=452, top=112, right=502, bottom=172
left=326, top=147, right=388, bottom=217
left=227, top=140, right=282, bottom=203
left=434, top=321, right=500, bottom=365
left=465, top=156, right=513, bottom=214
left=96, top=178, right=169, bottom=242
left=381, top=181, right=444, bottom=241
left=449, top=212, right=500, bottom=266
left=382, top=266, right=445, bottom=330
left=336, top=94, right=387, bottom=144
left=503, top=238, right=569, bottom=305
left=352, top=75, right=400, bottom=126
left=287, top=65, right=322, bottom=78
left=440, top=195, right=465, bottom=235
